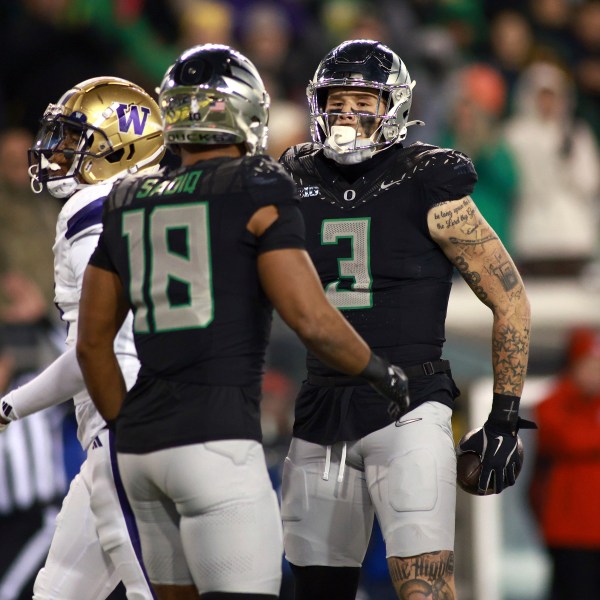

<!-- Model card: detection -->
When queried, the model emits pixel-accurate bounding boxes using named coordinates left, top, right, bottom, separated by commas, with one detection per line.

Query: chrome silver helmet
left=307, top=39, right=423, bottom=164
left=158, top=44, right=270, bottom=155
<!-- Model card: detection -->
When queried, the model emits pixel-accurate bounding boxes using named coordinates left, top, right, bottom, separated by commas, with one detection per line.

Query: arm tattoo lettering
left=432, top=198, right=488, bottom=238
left=389, top=552, right=455, bottom=600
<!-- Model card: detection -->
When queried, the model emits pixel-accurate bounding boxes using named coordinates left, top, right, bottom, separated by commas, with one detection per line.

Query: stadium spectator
left=486, top=10, right=536, bottom=112
left=531, top=326, right=600, bottom=600
left=504, top=61, right=600, bottom=277
left=0, top=128, right=61, bottom=377
left=438, top=63, right=519, bottom=251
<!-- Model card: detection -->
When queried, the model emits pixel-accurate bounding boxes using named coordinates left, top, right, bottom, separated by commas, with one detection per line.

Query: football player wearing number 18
left=279, top=39, right=533, bottom=599
left=0, top=77, right=165, bottom=598
left=76, top=44, right=410, bottom=600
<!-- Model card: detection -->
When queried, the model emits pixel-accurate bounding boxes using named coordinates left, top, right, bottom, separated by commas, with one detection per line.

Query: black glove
left=459, top=393, right=536, bottom=494
left=360, top=354, right=410, bottom=420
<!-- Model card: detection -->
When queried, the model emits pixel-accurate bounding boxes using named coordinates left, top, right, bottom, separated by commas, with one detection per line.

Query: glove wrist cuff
left=488, top=393, right=520, bottom=432
left=0, top=395, right=16, bottom=424
left=360, top=353, right=389, bottom=383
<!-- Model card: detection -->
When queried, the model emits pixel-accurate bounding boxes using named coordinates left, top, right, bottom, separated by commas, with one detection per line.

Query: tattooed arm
left=427, top=196, right=530, bottom=396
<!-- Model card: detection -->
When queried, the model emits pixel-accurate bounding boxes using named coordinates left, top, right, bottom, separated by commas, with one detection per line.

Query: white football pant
left=33, top=429, right=153, bottom=599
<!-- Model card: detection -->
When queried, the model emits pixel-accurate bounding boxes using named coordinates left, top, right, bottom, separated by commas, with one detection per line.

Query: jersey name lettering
left=136, top=171, right=203, bottom=199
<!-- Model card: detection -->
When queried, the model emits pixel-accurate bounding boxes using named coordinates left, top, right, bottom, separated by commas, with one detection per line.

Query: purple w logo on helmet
left=116, top=104, right=151, bottom=135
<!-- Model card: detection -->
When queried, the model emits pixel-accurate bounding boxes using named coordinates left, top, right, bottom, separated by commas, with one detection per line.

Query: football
left=456, top=450, right=490, bottom=495
left=456, top=428, right=524, bottom=495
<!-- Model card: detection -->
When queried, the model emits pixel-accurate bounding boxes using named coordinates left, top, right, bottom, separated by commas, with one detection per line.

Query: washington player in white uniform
left=0, top=77, right=164, bottom=599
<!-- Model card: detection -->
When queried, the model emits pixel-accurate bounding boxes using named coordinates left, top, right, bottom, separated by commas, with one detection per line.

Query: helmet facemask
left=310, top=82, right=415, bottom=164
left=29, top=107, right=113, bottom=198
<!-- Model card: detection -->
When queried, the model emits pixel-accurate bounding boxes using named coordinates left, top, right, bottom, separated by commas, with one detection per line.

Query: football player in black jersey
left=278, top=40, right=532, bottom=599
left=75, top=44, right=410, bottom=600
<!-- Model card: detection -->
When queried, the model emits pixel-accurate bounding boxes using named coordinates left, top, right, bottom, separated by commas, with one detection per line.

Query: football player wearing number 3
left=76, top=44, right=410, bottom=600
left=279, top=40, right=533, bottom=599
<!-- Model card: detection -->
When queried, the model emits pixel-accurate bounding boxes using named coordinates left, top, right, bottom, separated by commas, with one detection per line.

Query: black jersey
left=89, top=155, right=303, bottom=452
left=280, top=142, right=477, bottom=443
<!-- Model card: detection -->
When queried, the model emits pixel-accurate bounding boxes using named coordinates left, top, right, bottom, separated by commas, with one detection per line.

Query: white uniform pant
left=33, top=429, right=153, bottom=599
left=117, top=440, right=283, bottom=595
left=281, top=402, right=456, bottom=567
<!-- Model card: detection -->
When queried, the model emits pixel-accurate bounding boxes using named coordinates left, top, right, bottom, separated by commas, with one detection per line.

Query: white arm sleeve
left=2, top=346, right=84, bottom=420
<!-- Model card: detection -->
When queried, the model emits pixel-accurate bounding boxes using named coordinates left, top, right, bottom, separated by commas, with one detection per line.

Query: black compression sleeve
left=289, top=564, right=361, bottom=600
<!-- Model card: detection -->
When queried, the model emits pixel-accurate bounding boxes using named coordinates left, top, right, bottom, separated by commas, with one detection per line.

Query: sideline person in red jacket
left=532, top=326, right=600, bottom=600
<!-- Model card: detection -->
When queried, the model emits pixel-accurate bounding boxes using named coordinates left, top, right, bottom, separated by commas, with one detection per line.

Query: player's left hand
left=458, top=417, right=536, bottom=494
left=0, top=419, right=9, bottom=433
left=0, top=398, right=15, bottom=433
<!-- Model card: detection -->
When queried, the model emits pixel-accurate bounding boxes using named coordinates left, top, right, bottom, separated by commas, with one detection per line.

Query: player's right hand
left=370, top=364, right=410, bottom=421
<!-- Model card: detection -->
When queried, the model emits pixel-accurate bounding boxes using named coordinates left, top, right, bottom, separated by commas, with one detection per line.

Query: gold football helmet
left=29, top=76, right=165, bottom=198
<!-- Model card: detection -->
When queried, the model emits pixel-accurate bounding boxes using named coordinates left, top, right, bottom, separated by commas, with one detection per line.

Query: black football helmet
left=307, top=39, right=423, bottom=164
left=158, top=44, right=270, bottom=155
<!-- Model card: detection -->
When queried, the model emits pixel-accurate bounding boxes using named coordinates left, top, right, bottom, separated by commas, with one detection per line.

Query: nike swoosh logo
left=394, top=418, right=422, bottom=428
left=380, top=179, right=403, bottom=190
left=493, top=435, right=503, bottom=456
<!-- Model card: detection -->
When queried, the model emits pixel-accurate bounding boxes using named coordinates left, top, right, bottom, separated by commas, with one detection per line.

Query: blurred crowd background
left=0, top=1, right=598, bottom=599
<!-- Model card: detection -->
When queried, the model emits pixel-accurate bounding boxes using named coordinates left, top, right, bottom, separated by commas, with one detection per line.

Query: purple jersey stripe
left=66, top=198, right=105, bottom=240
left=108, top=430, right=156, bottom=598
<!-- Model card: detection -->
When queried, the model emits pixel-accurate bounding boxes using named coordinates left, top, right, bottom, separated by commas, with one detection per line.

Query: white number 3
left=321, top=218, right=372, bottom=310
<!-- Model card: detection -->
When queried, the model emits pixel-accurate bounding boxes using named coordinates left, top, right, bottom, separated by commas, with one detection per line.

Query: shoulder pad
left=106, top=168, right=168, bottom=212
left=279, top=143, right=321, bottom=180
left=243, top=155, right=298, bottom=208
left=280, top=143, right=320, bottom=163
left=245, top=155, right=291, bottom=182
left=280, top=142, right=320, bottom=166
left=405, top=142, right=475, bottom=174
left=404, top=142, right=477, bottom=203
left=62, top=183, right=114, bottom=241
